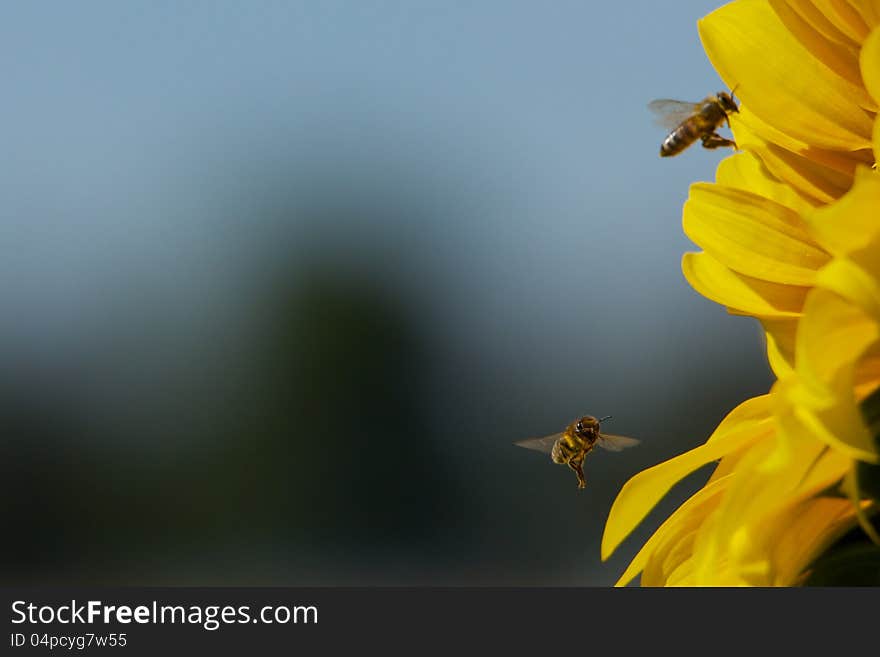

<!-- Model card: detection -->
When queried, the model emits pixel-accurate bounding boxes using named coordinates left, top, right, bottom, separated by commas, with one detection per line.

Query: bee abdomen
left=660, top=123, right=698, bottom=157
left=551, top=440, right=567, bottom=464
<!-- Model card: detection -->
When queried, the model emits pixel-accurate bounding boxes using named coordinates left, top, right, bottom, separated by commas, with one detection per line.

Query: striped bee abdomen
left=550, top=439, right=569, bottom=464
left=660, top=120, right=699, bottom=157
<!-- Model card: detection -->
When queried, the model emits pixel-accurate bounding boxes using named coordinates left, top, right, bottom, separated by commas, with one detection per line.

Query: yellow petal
left=760, top=317, right=799, bottom=378
left=601, top=395, right=773, bottom=561
left=682, top=251, right=808, bottom=318
left=810, top=167, right=880, bottom=318
left=875, top=114, right=880, bottom=164
left=714, top=150, right=821, bottom=215
left=707, top=433, right=765, bottom=481
left=732, top=114, right=861, bottom=203
left=860, top=26, right=880, bottom=164
left=796, top=291, right=875, bottom=391
left=789, top=1, right=861, bottom=48
left=684, top=183, right=830, bottom=285
left=810, top=0, right=870, bottom=43
left=693, top=421, right=851, bottom=583
left=808, top=165, right=880, bottom=255
left=865, top=25, right=880, bottom=105
left=792, top=289, right=880, bottom=462
left=852, top=0, right=880, bottom=31
left=842, top=466, right=880, bottom=545
left=855, top=354, right=880, bottom=400
left=699, top=0, right=873, bottom=150
left=772, top=1, right=874, bottom=109
left=690, top=437, right=778, bottom=583
left=754, top=495, right=857, bottom=585
left=816, top=256, right=880, bottom=318
left=616, top=476, right=729, bottom=587
left=730, top=107, right=875, bottom=188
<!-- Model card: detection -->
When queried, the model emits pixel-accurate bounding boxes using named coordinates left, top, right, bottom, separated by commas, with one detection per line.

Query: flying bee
left=514, top=415, right=640, bottom=489
left=649, top=90, right=739, bottom=157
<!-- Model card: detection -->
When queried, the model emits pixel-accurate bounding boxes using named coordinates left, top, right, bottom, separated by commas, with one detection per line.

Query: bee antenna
left=598, top=415, right=613, bottom=423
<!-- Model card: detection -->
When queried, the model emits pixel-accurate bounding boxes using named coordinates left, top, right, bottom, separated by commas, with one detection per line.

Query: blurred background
left=0, top=0, right=772, bottom=586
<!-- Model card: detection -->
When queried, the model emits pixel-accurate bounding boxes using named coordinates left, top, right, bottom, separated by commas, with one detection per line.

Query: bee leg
left=568, top=460, right=586, bottom=489
left=701, top=132, right=737, bottom=151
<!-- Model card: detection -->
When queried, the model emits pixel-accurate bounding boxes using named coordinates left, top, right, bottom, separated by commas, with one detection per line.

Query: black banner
left=0, top=587, right=868, bottom=654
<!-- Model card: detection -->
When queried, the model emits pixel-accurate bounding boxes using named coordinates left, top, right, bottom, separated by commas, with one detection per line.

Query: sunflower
left=601, top=0, right=880, bottom=586
left=683, top=0, right=878, bottom=375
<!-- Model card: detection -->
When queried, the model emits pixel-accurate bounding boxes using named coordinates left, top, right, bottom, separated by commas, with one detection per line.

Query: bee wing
left=596, top=433, right=640, bottom=452
left=514, top=432, right=563, bottom=455
left=648, top=98, right=701, bottom=130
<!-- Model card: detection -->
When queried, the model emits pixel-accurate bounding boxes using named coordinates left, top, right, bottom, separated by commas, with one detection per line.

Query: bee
left=649, top=90, right=739, bottom=157
left=515, top=415, right=639, bottom=489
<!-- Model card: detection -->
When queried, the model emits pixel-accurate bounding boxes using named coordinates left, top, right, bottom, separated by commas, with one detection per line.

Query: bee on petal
left=515, top=415, right=639, bottom=489
left=649, top=90, right=739, bottom=157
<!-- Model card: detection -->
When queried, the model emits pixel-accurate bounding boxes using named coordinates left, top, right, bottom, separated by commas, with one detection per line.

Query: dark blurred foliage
left=0, top=239, right=470, bottom=583
left=806, top=526, right=880, bottom=586
left=233, top=265, right=466, bottom=545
